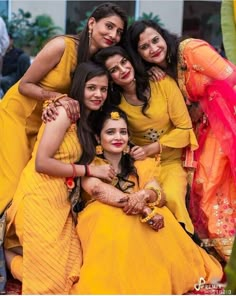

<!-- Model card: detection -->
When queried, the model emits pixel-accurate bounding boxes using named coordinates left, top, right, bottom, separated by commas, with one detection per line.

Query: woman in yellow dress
left=125, top=20, right=236, bottom=261
left=94, top=46, right=198, bottom=236
left=0, top=2, right=127, bottom=214
left=70, top=105, right=223, bottom=295
left=4, top=61, right=115, bottom=294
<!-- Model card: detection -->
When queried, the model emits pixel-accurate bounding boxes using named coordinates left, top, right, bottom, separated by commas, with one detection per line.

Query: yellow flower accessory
left=110, top=112, right=120, bottom=120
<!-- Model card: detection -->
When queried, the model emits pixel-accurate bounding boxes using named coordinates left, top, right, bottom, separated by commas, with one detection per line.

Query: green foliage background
left=3, top=9, right=62, bottom=56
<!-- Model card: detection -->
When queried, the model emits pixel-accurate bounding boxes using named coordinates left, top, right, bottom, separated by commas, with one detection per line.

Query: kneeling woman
left=4, top=62, right=114, bottom=294
left=70, top=106, right=223, bottom=295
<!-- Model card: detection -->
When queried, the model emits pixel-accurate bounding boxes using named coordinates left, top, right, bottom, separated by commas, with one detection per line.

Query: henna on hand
left=122, top=190, right=149, bottom=215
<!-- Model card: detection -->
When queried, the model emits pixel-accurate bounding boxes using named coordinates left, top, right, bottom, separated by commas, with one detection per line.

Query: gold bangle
left=43, top=94, right=67, bottom=110
left=140, top=206, right=158, bottom=223
left=159, top=141, right=162, bottom=154
left=43, top=100, right=51, bottom=109
left=146, top=187, right=162, bottom=207
left=52, top=93, right=67, bottom=103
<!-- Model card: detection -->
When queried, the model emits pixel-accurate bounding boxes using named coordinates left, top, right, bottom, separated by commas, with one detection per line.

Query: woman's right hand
left=42, top=96, right=80, bottom=123
left=89, top=164, right=116, bottom=182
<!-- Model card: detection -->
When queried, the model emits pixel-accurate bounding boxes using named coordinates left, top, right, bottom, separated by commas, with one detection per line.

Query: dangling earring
left=96, top=144, right=103, bottom=155
left=167, top=53, right=171, bottom=64
left=88, top=29, right=92, bottom=45
left=123, top=145, right=130, bottom=155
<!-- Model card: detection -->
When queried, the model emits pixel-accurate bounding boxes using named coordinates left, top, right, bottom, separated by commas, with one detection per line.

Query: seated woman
left=4, top=61, right=115, bottom=294
left=93, top=46, right=198, bottom=237
left=125, top=20, right=236, bottom=261
left=70, top=105, right=223, bottom=295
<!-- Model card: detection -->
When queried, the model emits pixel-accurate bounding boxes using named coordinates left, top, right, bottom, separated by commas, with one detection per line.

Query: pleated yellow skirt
left=71, top=201, right=223, bottom=295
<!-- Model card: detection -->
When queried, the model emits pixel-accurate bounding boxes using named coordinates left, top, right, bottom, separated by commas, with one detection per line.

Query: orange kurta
left=0, top=36, right=78, bottom=214
left=178, top=38, right=236, bottom=260
left=5, top=123, right=82, bottom=294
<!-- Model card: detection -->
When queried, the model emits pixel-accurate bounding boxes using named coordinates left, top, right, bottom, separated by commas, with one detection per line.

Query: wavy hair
left=124, top=20, right=181, bottom=80
left=93, top=46, right=150, bottom=115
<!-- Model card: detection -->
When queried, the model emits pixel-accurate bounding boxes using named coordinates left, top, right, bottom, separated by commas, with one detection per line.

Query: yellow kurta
left=4, top=123, right=82, bottom=294
left=0, top=36, right=78, bottom=213
left=71, top=158, right=223, bottom=295
left=118, top=76, right=198, bottom=234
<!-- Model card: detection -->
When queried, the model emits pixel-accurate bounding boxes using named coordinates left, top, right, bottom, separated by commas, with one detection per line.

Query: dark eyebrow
left=106, top=21, right=123, bottom=32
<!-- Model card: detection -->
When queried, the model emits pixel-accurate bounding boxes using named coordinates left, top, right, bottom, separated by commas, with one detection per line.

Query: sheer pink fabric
left=178, top=39, right=236, bottom=261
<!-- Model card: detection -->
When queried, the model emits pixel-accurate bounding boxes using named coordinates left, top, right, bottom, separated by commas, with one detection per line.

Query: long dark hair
left=69, top=61, right=109, bottom=164
left=78, top=2, right=128, bottom=64
left=91, top=105, right=138, bottom=190
left=124, top=20, right=180, bottom=80
left=93, top=46, right=150, bottom=115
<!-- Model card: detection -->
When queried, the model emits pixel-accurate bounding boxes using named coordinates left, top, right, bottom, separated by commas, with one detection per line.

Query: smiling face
left=83, top=75, right=108, bottom=111
left=88, top=15, right=124, bottom=50
left=104, top=54, right=135, bottom=87
left=100, top=117, right=128, bottom=156
left=137, top=27, right=168, bottom=68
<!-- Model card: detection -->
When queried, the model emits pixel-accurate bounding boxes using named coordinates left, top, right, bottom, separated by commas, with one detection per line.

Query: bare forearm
left=89, top=183, right=128, bottom=208
left=36, top=158, right=85, bottom=178
left=18, top=81, right=62, bottom=101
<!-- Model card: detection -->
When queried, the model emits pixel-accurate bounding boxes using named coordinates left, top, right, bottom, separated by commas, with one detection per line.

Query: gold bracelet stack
left=146, top=186, right=162, bottom=208
left=43, top=93, right=67, bottom=109
left=140, top=206, right=158, bottom=223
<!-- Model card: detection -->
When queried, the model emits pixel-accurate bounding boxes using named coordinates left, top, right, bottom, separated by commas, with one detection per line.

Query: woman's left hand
left=59, top=96, right=80, bottom=123
left=42, top=101, right=59, bottom=123
left=148, top=213, right=164, bottom=231
left=148, top=66, right=166, bottom=81
left=130, top=146, right=147, bottom=160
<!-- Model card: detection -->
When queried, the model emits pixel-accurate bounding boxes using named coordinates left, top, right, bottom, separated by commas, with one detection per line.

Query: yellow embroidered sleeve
left=158, top=79, right=198, bottom=150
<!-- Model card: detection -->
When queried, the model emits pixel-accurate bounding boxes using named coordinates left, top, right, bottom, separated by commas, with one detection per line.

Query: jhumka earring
left=167, top=53, right=171, bottom=64
left=88, top=29, right=92, bottom=44
left=123, top=145, right=130, bottom=155
left=96, top=144, right=103, bottom=155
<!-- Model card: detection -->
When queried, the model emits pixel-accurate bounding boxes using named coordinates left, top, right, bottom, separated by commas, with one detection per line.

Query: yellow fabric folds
left=5, top=123, right=82, bottom=294
left=118, top=76, right=196, bottom=233
left=70, top=157, right=223, bottom=294
left=0, top=36, right=78, bottom=213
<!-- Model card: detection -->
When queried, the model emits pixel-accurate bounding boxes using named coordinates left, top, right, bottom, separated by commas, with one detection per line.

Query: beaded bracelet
left=140, top=206, right=158, bottom=223
left=146, top=186, right=162, bottom=208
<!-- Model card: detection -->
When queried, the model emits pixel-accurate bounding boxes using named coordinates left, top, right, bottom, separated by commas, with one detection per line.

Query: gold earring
left=88, top=29, right=92, bottom=43
left=96, top=144, right=103, bottom=155
left=123, top=145, right=130, bottom=155
left=167, top=53, right=171, bottom=64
